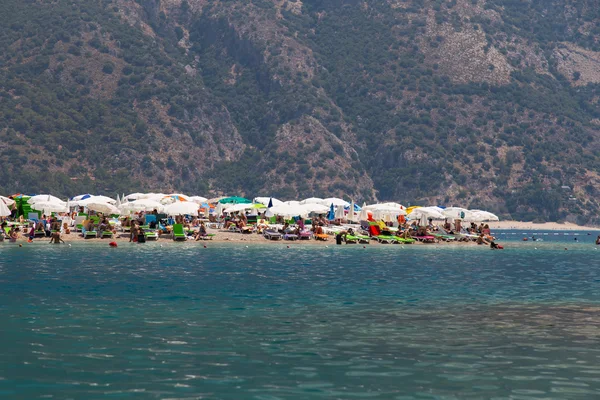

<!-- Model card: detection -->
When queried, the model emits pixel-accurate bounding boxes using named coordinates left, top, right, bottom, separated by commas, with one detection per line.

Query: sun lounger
left=283, top=233, right=298, bottom=241
left=433, top=234, right=456, bottom=242
left=298, top=230, right=313, bottom=240
left=33, top=230, right=46, bottom=238
left=144, top=231, right=159, bottom=241
left=199, top=233, right=215, bottom=240
left=414, top=235, right=436, bottom=243
left=81, top=227, right=97, bottom=239
left=395, top=237, right=416, bottom=244
left=375, top=235, right=399, bottom=244
left=100, top=231, right=113, bottom=239
left=263, top=230, right=283, bottom=240
left=172, top=224, right=186, bottom=241
left=314, top=233, right=329, bottom=241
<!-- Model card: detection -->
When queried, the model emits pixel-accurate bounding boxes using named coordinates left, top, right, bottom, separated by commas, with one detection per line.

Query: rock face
left=1, top=0, right=600, bottom=223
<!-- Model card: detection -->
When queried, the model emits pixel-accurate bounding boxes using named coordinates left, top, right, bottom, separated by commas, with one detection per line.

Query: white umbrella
left=116, top=195, right=121, bottom=208
left=189, top=196, right=208, bottom=204
left=358, top=202, right=369, bottom=221
left=224, top=203, right=261, bottom=213
left=74, top=195, right=116, bottom=206
left=364, top=202, right=406, bottom=211
left=28, top=195, right=65, bottom=205
left=364, top=204, right=407, bottom=215
left=254, top=197, right=283, bottom=206
left=284, top=200, right=301, bottom=206
left=124, top=192, right=146, bottom=201
left=265, top=204, right=306, bottom=218
left=30, top=201, right=68, bottom=214
left=85, top=202, right=120, bottom=215
left=335, top=204, right=345, bottom=220
left=214, top=202, right=225, bottom=216
left=71, top=194, right=91, bottom=201
left=442, top=207, right=470, bottom=220
left=120, top=199, right=164, bottom=213
left=300, top=197, right=323, bottom=205
left=0, top=196, right=14, bottom=206
left=466, top=210, right=499, bottom=222
left=409, top=207, right=445, bottom=220
left=299, top=203, right=329, bottom=214
left=347, top=201, right=356, bottom=222
left=0, top=200, right=11, bottom=217
left=164, top=202, right=199, bottom=216
left=320, top=198, right=350, bottom=207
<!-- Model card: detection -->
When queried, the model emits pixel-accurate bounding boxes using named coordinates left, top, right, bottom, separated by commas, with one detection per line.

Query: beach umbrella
left=30, top=201, right=68, bottom=214
left=299, top=203, right=329, bottom=214
left=335, top=204, right=345, bottom=220
left=358, top=202, right=369, bottom=221
left=164, top=202, right=199, bottom=216
left=254, top=197, right=283, bottom=207
left=224, top=203, right=266, bottom=213
left=161, top=194, right=190, bottom=205
left=268, top=198, right=273, bottom=208
left=28, top=194, right=65, bottom=205
left=116, top=195, right=121, bottom=208
left=124, top=192, right=145, bottom=201
left=284, top=200, right=301, bottom=206
left=71, top=194, right=91, bottom=201
left=120, top=199, right=164, bottom=213
left=300, top=197, right=323, bottom=205
left=466, top=210, right=499, bottom=222
left=265, top=204, right=304, bottom=218
left=442, top=207, right=470, bottom=220
left=409, top=207, right=445, bottom=220
left=347, top=201, right=356, bottom=222
left=320, top=197, right=350, bottom=207
left=189, top=196, right=208, bottom=204
left=218, top=196, right=251, bottom=204
left=214, top=202, right=225, bottom=217
left=327, top=204, right=335, bottom=221
left=0, top=196, right=15, bottom=206
left=85, top=202, right=120, bottom=215
left=0, top=200, right=11, bottom=217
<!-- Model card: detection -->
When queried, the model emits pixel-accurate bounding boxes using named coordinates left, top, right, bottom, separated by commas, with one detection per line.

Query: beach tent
left=218, top=196, right=251, bottom=204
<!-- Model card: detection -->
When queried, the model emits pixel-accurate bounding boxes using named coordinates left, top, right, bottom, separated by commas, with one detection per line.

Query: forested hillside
left=1, top=0, right=600, bottom=223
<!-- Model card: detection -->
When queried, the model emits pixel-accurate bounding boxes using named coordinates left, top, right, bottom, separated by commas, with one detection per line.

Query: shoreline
left=487, top=221, right=599, bottom=231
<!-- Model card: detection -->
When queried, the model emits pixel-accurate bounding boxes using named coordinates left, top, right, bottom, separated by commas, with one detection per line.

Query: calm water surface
left=1, top=233, right=600, bottom=399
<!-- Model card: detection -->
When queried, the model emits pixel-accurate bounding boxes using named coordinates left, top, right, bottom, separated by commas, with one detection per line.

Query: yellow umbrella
left=406, top=206, right=421, bottom=215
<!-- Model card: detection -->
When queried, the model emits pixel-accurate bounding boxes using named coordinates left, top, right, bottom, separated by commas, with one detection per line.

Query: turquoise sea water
left=2, top=232, right=600, bottom=399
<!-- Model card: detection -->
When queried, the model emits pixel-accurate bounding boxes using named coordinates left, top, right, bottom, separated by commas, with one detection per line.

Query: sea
left=1, top=230, right=600, bottom=399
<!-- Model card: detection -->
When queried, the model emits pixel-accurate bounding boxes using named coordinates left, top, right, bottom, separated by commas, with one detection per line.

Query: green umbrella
left=218, top=196, right=252, bottom=204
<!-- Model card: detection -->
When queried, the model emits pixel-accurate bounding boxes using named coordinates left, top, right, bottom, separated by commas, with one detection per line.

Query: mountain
left=1, top=0, right=600, bottom=224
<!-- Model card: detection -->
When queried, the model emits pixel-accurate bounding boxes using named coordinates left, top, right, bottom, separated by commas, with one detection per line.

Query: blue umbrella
left=268, top=198, right=273, bottom=208
left=327, top=203, right=335, bottom=221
